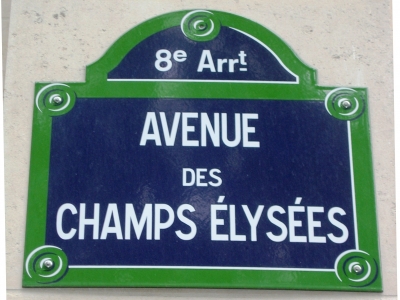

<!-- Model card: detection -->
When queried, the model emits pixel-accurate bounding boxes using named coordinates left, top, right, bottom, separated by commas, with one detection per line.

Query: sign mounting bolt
left=43, top=259, right=54, bottom=270
left=341, top=100, right=352, bottom=109
left=53, top=96, right=63, bottom=105
left=352, top=264, right=362, bottom=274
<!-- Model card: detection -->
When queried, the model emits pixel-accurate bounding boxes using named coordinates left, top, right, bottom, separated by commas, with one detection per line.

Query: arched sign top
left=108, top=25, right=299, bottom=83
left=86, top=10, right=315, bottom=86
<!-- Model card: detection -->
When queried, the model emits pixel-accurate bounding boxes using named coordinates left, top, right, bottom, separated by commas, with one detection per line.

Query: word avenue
left=140, top=112, right=260, bottom=147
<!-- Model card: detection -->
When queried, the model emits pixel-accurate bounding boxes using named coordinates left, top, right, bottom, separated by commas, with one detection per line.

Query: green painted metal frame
left=23, top=10, right=381, bottom=291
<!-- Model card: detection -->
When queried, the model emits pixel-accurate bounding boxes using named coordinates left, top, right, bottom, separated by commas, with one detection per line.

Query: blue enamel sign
left=24, top=10, right=381, bottom=291
left=48, top=98, right=354, bottom=269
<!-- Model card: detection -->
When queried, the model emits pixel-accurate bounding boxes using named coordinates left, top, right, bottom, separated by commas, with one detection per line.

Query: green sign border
left=23, top=9, right=382, bottom=291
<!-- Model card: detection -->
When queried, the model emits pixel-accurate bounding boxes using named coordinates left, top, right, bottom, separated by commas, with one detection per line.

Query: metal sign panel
left=23, top=10, right=381, bottom=291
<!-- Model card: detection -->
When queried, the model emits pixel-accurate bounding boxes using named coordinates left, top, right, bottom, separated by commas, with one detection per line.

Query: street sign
left=23, top=9, right=381, bottom=291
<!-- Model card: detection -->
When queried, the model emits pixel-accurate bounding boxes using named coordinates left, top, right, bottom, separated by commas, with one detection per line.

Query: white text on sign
left=55, top=199, right=349, bottom=244
left=140, top=112, right=260, bottom=147
left=154, top=49, right=248, bottom=73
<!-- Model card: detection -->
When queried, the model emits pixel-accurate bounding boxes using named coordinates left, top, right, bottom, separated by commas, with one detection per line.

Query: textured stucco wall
left=2, top=0, right=12, bottom=79
left=4, top=0, right=395, bottom=299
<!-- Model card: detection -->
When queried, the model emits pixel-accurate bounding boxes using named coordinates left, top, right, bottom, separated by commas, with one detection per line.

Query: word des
left=182, top=168, right=222, bottom=187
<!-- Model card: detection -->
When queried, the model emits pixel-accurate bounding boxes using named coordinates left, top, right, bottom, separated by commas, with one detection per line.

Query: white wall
left=2, top=0, right=11, bottom=79
left=4, top=0, right=395, bottom=299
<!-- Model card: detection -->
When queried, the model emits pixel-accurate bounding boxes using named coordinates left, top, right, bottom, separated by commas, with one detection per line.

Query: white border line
left=347, top=121, right=359, bottom=250
left=107, top=78, right=297, bottom=84
left=229, top=27, right=299, bottom=83
left=69, top=265, right=334, bottom=272
left=67, top=103, right=357, bottom=274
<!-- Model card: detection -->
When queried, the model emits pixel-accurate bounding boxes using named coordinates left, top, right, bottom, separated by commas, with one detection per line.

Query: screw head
left=53, top=96, right=63, bottom=105
left=341, top=100, right=352, bottom=109
left=43, top=259, right=54, bottom=270
left=353, top=264, right=363, bottom=274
